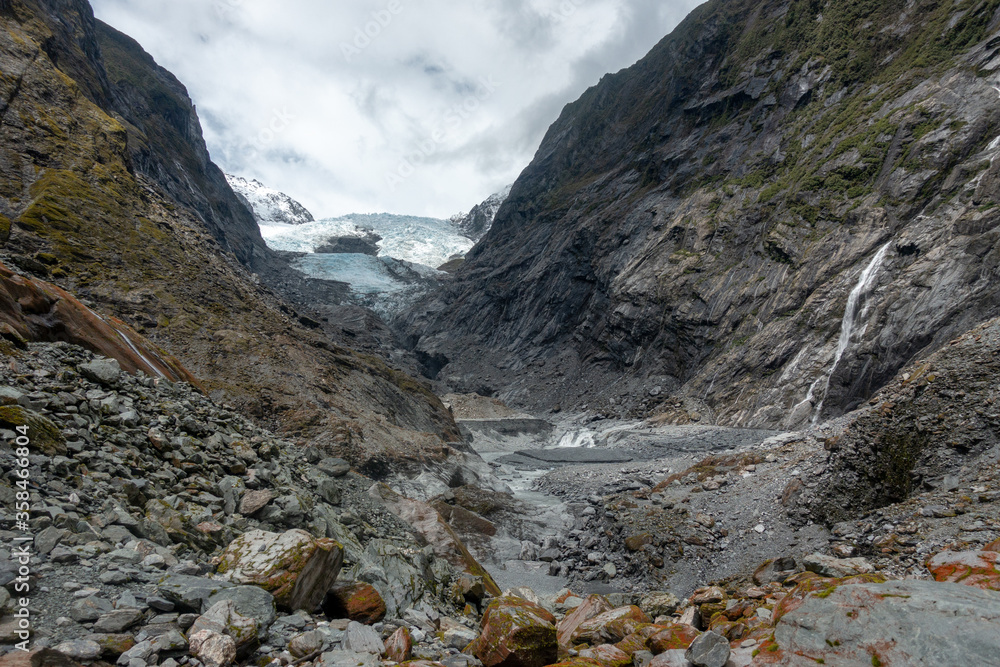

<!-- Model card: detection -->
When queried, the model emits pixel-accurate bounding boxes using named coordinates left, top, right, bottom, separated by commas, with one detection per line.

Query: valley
left=0, top=0, right=999, bottom=666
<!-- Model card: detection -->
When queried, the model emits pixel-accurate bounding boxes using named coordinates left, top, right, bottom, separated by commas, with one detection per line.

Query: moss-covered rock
left=0, top=405, right=65, bottom=455
left=467, top=596, right=557, bottom=667
left=216, top=529, right=343, bottom=611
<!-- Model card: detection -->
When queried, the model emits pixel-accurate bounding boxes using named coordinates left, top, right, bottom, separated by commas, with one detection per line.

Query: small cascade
left=797, top=241, right=892, bottom=424
left=554, top=429, right=597, bottom=449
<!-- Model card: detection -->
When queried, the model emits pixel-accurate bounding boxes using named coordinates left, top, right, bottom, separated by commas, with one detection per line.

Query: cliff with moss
left=0, top=0, right=461, bottom=466
left=406, top=0, right=1000, bottom=428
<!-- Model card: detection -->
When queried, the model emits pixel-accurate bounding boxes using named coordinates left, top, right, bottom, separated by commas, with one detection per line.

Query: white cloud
left=91, top=0, right=703, bottom=218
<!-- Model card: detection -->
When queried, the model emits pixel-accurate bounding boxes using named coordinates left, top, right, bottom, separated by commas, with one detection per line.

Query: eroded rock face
left=467, top=596, right=557, bottom=667
left=368, top=484, right=501, bottom=597
left=216, top=529, right=344, bottom=611
left=405, top=0, right=1000, bottom=432
left=758, top=580, right=1000, bottom=665
left=0, top=261, right=198, bottom=384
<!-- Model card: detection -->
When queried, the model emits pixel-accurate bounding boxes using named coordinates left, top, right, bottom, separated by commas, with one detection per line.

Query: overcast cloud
left=90, top=0, right=703, bottom=218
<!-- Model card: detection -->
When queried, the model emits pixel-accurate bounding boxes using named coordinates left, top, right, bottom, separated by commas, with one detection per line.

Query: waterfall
left=798, top=241, right=892, bottom=424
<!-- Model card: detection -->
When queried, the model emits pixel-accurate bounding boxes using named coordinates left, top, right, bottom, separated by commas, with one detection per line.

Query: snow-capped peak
left=226, top=174, right=315, bottom=226
left=450, top=184, right=512, bottom=242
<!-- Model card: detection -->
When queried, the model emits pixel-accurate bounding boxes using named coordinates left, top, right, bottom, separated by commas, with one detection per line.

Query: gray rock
left=156, top=575, right=235, bottom=613
left=342, top=621, right=384, bottom=655
left=317, top=479, right=342, bottom=505
left=317, top=458, right=350, bottom=477
left=774, top=580, right=1000, bottom=664
left=207, top=586, right=277, bottom=630
left=71, top=596, right=114, bottom=622
left=148, top=597, right=175, bottom=612
left=317, top=651, right=378, bottom=667
left=802, top=553, right=874, bottom=578
left=639, top=591, right=680, bottom=617
left=94, top=608, right=145, bottom=633
left=35, top=526, right=68, bottom=555
left=685, top=631, right=730, bottom=667
left=53, top=639, right=103, bottom=660
left=632, top=650, right=654, bottom=667
left=150, top=628, right=189, bottom=652
left=80, top=359, right=122, bottom=386
left=288, top=630, right=326, bottom=658
left=117, top=640, right=156, bottom=666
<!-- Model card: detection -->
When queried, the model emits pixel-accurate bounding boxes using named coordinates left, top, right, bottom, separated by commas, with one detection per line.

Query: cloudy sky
left=91, top=0, right=703, bottom=219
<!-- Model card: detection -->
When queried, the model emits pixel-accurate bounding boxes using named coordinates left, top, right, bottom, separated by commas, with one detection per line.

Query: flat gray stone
left=156, top=574, right=234, bottom=613
left=94, top=609, right=145, bottom=633
left=685, top=631, right=730, bottom=667
left=80, top=359, right=122, bottom=386
left=774, top=580, right=1000, bottom=664
left=342, top=621, right=384, bottom=655
left=318, top=651, right=378, bottom=667
left=53, top=640, right=103, bottom=660
left=207, top=586, right=277, bottom=630
left=71, top=597, right=114, bottom=623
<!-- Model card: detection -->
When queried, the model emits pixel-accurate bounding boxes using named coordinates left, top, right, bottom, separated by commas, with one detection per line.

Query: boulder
left=926, top=550, right=1000, bottom=591
left=579, top=644, right=631, bottom=666
left=752, top=557, right=798, bottom=585
left=189, top=629, right=237, bottom=667
left=467, top=596, right=558, bottom=667
left=216, top=529, right=343, bottom=611
left=79, top=358, right=121, bottom=386
left=572, top=606, right=651, bottom=646
left=762, top=580, right=1000, bottom=664
left=802, top=553, right=874, bottom=578
left=93, top=609, right=144, bottom=633
left=556, top=594, right=614, bottom=647
left=189, top=600, right=259, bottom=657
left=638, top=592, right=680, bottom=618
left=288, top=630, right=326, bottom=658
left=684, top=631, right=729, bottom=667
left=368, top=484, right=501, bottom=596
left=384, top=626, right=412, bottom=662
left=238, top=490, right=274, bottom=516
left=647, top=623, right=701, bottom=653
left=156, top=575, right=235, bottom=612
left=321, top=582, right=386, bottom=624
left=52, top=640, right=102, bottom=661
left=207, top=585, right=277, bottom=630
left=342, top=621, right=385, bottom=655
left=440, top=617, right=479, bottom=650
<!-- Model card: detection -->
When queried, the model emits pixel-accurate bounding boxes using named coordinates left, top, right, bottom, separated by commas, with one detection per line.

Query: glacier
left=230, top=173, right=510, bottom=317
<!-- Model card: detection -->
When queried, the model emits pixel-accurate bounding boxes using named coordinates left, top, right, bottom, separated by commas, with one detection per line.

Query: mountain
left=0, top=0, right=459, bottom=465
left=226, top=173, right=316, bottom=226
left=405, top=0, right=1000, bottom=428
left=450, top=185, right=513, bottom=242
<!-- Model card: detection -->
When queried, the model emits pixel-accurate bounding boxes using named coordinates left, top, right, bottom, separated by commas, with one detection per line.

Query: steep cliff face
left=0, top=0, right=460, bottom=463
left=407, top=0, right=1000, bottom=428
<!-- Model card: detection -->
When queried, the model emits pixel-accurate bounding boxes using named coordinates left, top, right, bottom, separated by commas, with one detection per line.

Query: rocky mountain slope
left=0, top=0, right=459, bottom=466
left=406, top=0, right=1000, bottom=430
left=225, top=175, right=315, bottom=227
left=449, top=186, right=512, bottom=243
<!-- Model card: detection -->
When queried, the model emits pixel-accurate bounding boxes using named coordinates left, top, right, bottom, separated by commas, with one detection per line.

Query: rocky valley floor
left=0, top=342, right=998, bottom=667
